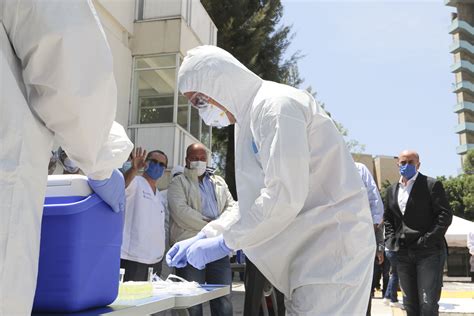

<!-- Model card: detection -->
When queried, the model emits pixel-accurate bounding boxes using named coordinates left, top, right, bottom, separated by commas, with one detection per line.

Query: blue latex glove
left=166, top=232, right=206, bottom=268
left=88, top=169, right=125, bottom=213
left=186, top=235, right=232, bottom=270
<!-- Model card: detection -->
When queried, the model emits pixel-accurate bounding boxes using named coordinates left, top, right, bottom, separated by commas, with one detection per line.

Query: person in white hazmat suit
left=0, top=1, right=132, bottom=314
left=166, top=45, right=376, bottom=315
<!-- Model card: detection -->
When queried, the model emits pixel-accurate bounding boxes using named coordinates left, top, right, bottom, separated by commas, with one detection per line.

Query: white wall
left=106, top=32, right=133, bottom=128
left=143, top=0, right=182, bottom=19
left=132, top=19, right=181, bottom=56
left=94, top=1, right=134, bottom=128
left=189, top=0, right=217, bottom=45
left=98, top=0, right=135, bottom=35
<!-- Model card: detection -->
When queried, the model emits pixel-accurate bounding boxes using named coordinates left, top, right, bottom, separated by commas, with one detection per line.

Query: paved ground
left=199, top=277, right=474, bottom=316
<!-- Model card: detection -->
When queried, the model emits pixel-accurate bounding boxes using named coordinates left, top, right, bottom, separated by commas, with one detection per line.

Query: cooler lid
left=46, top=175, right=92, bottom=197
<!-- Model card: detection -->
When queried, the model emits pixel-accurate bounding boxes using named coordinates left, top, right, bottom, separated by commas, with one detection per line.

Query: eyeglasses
left=188, top=92, right=210, bottom=110
left=147, top=159, right=167, bottom=168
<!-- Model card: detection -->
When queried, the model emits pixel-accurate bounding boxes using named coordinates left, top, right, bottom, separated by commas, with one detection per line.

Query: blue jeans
left=176, top=256, right=233, bottom=316
left=384, top=250, right=400, bottom=303
left=397, top=247, right=446, bottom=316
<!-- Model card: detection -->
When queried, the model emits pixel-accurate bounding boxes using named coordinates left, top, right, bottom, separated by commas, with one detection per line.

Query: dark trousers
left=367, top=253, right=390, bottom=315
left=372, top=255, right=390, bottom=296
left=244, top=259, right=285, bottom=316
left=176, top=256, right=233, bottom=316
left=397, top=247, right=446, bottom=316
left=384, top=250, right=400, bottom=303
left=120, top=259, right=162, bottom=282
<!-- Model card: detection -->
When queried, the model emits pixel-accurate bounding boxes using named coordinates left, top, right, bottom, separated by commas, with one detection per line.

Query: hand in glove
left=166, top=232, right=206, bottom=268
left=186, top=235, right=232, bottom=270
left=88, top=169, right=125, bottom=213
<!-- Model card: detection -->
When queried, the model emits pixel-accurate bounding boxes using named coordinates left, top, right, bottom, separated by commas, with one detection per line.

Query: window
left=177, top=94, right=189, bottom=130
left=132, top=55, right=176, bottom=124
left=131, top=53, right=212, bottom=146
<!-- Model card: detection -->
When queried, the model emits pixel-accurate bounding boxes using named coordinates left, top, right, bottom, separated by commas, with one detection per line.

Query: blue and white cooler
left=33, top=175, right=124, bottom=313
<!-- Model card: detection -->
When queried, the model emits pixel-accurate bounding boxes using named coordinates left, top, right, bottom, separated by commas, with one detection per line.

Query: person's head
left=185, top=143, right=208, bottom=177
left=397, top=150, right=420, bottom=180
left=121, top=153, right=133, bottom=173
left=144, top=150, right=168, bottom=181
left=178, top=45, right=263, bottom=127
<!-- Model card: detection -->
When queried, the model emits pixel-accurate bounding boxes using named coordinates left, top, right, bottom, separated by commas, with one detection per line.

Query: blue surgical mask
left=122, top=161, right=132, bottom=172
left=145, top=161, right=165, bottom=180
left=399, top=164, right=417, bottom=180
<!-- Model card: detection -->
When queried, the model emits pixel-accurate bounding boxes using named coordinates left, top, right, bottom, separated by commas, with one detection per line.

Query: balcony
left=449, top=19, right=474, bottom=36
left=452, top=81, right=474, bottom=93
left=136, top=0, right=217, bottom=47
left=450, top=40, right=474, bottom=55
left=454, top=122, right=474, bottom=133
left=456, top=143, right=474, bottom=155
left=454, top=101, right=474, bottom=113
left=128, top=123, right=211, bottom=167
left=451, top=60, right=474, bottom=75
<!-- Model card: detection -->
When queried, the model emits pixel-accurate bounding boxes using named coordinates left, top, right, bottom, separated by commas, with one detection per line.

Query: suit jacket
left=384, top=173, right=452, bottom=251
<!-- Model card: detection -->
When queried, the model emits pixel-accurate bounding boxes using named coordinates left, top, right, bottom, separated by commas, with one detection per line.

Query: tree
left=463, top=149, right=474, bottom=175
left=439, top=149, right=474, bottom=221
left=201, top=0, right=302, bottom=198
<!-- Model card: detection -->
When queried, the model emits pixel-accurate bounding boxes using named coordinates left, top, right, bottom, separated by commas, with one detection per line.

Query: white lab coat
left=178, top=45, right=375, bottom=313
left=0, top=2, right=132, bottom=314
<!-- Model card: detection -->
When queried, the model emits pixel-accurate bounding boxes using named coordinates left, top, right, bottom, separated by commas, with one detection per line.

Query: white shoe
left=382, top=298, right=390, bottom=305
left=389, top=302, right=404, bottom=309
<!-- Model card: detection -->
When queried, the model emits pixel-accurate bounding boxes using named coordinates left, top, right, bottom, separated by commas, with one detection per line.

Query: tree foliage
left=201, top=0, right=302, bottom=197
left=463, top=149, right=474, bottom=175
left=438, top=150, right=474, bottom=221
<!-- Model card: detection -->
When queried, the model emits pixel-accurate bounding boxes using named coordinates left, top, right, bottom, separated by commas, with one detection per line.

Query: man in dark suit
left=384, top=150, right=452, bottom=316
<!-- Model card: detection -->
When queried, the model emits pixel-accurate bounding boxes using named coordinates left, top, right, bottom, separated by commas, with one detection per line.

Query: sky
left=280, top=0, right=459, bottom=177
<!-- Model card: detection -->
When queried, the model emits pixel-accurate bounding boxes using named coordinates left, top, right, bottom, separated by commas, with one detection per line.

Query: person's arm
left=468, top=232, right=474, bottom=255
left=201, top=178, right=240, bottom=238
left=383, top=188, right=396, bottom=242
left=2, top=1, right=131, bottom=180
left=375, top=223, right=384, bottom=264
left=418, top=180, right=453, bottom=248
left=359, top=164, right=384, bottom=225
left=223, top=97, right=309, bottom=250
left=168, top=177, right=210, bottom=232
left=124, top=147, right=147, bottom=188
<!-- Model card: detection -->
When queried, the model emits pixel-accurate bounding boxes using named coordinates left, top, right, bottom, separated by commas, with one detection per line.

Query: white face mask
left=189, top=161, right=207, bottom=176
left=199, top=105, right=231, bottom=129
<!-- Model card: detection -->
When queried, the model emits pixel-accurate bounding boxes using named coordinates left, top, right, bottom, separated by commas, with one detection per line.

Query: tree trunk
left=225, top=125, right=237, bottom=200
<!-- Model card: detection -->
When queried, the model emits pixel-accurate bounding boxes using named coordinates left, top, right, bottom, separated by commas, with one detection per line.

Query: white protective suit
left=0, top=1, right=132, bottom=314
left=178, top=46, right=375, bottom=314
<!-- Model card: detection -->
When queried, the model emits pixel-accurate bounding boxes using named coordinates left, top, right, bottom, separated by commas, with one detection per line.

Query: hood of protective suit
left=178, top=45, right=263, bottom=122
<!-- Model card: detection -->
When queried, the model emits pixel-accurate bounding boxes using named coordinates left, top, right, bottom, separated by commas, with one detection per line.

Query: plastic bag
left=151, top=274, right=207, bottom=296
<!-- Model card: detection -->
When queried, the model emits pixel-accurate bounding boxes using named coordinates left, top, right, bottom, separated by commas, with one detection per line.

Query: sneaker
left=389, top=302, right=404, bottom=309
left=382, top=298, right=390, bottom=305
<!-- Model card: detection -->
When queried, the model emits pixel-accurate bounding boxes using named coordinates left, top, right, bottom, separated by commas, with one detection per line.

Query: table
left=33, top=284, right=230, bottom=316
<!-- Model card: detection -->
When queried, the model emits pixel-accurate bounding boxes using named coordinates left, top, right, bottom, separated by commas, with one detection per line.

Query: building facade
left=447, top=0, right=474, bottom=164
left=91, top=0, right=217, bottom=187
left=352, top=153, right=399, bottom=190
